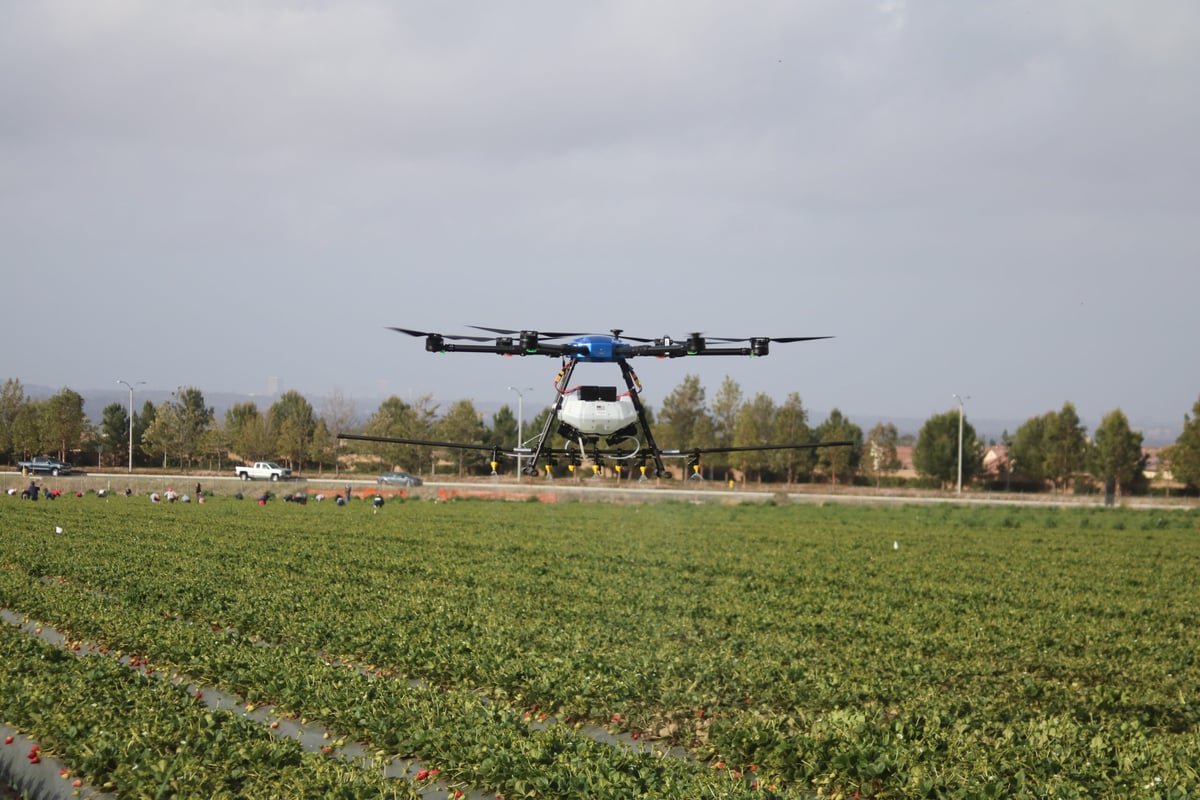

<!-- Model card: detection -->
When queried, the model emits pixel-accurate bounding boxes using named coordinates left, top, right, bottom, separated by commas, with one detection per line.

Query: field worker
left=373, top=495, right=384, bottom=509
left=345, top=484, right=352, bottom=503
left=150, top=492, right=160, bottom=503
left=195, top=481, right=202, bottom=498
left=22, top=481, right=39, bottom=501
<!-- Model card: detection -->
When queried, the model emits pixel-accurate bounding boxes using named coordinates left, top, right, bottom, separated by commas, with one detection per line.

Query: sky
left=3, top=1, right=1198, bottom=438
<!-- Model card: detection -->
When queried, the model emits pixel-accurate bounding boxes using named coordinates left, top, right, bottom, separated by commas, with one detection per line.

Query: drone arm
left=337, top=432, right=519, bottom=456
left=663, top=440, right=854, bottom=456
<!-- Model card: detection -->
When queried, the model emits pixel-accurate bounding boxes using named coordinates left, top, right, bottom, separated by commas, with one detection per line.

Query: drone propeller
left=706, top=335, right=833, bottom=343
left=466, top=325, right=589, bottom=340
left=388, top=327, right=494, bottom=342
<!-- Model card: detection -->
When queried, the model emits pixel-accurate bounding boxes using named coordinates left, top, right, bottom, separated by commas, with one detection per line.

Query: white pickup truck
left=234, top=461, right=292, bottom=481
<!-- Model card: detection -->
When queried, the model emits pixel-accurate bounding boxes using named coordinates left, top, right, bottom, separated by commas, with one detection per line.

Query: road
left=4, top=470, right=1195, bottom=511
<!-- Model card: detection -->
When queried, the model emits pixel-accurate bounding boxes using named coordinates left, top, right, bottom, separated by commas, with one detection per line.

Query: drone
left=338, top=326, right=851, bottom=479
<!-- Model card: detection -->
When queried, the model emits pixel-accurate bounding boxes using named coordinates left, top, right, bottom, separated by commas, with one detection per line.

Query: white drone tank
left=559, top=387, right=638, bottom=435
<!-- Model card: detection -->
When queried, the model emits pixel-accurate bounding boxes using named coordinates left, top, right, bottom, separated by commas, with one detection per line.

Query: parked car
left=378, top=471, right=423, bottom=487
left=18, top=455, right=73, bottom=476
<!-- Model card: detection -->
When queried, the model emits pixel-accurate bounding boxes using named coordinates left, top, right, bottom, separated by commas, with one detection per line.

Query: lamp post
left=117, top=379, right=145, bottom=473
left=952, top=393, right=969, bottom=494
left=508, top=386, right=533, bottom=476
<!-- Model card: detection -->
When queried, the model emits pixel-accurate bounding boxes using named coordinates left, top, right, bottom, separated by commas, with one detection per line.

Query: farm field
left=1, top=495, right=1199, bottom=798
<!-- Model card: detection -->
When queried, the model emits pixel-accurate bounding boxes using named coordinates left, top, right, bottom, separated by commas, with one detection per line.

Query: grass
left=1, top=495, right=1199, bottom=797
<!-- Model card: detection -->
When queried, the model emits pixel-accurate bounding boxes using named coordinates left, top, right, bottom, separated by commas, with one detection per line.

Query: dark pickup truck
left=18, top=455, right=73, bottom=475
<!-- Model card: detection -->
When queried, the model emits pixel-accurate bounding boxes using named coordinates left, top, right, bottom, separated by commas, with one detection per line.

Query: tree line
left=3, top=376, right=1199, bottom=494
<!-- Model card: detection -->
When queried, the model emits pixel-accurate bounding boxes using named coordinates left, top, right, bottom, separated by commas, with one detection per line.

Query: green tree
left=225, top=402, right=266, bottom=461
left=0, top=379, right=28, bottom=463
left=10, top=400, right=42, bottom=460
left=772, top=392, right=813, bottom=484
left=133, top=400, right=155, bottom=467
left=658, top=374, right=710, bottom=450
left=731, top=393, right=777, bottom=482
left=1091, top=409, right=1144, bottom=498
left=913, top=409, right=981, bottom=488
left=363, top=395, right=437, bottom=474
left=41, top=388, right=88, bottom=461
left=1167, top=396, right=1200, bottom=491
left=862, top=422, right=902, bottom=488
left=173, top=387, right=214, bottom=468
left=437, top=399, right=489, bottom=476
left=240, top=416, right=276, bottom=463
left=709, top=376, right=743, bottom=442
left=488, top=405, right=519, bottom=451
left=270, top=390, right=316, bottom=470
left=141, top=401, right=178, bottom=468
left=308, top=419, right=336, bottom=474
left=1043, top=402, right=1088, bottom=492
left=99, top=402, right=130, bottom=467
left=201, top=420, right=231, bottom=472
left=1009, top=413, right=1050, bottom=486
left=141, top=388, right=213, bottom=469
left=815, top=409, right=863, bottom=485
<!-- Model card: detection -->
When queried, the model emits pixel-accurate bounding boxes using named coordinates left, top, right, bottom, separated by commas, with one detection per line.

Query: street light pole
left=117, top=379, right=145, bottom=473
left=508, top=386, right=533, bottom=476
left=953, top=393, right=969, bottom=494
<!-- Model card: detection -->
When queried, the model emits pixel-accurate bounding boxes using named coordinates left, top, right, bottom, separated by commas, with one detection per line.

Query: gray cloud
left=2, top=1, right=1197, bottom=433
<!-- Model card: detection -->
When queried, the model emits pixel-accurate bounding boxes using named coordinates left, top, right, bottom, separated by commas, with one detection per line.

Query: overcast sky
left=3, top=1, right=1197, bottom=436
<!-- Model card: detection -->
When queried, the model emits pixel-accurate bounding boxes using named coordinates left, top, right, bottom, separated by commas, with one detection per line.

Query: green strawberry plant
left=2, top=496, right=1198, bottom=797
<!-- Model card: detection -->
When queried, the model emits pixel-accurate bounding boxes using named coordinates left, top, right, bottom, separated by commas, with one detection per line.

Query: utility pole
left=117, top=379, right=146, bottom=473
left=953, top=393, right=969, bottom=494
left=508, top=386, right=533, bottom=475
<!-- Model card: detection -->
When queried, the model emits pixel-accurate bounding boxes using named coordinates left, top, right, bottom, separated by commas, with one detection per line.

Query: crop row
left=0, top=620, right=416, bottom=799
left=2, top=496, right=1200, bottom=797
left=0, top=516, right=773, bottom=796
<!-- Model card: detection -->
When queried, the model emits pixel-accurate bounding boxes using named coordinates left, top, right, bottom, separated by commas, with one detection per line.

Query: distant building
left=982, top=444, right=1011, bottom=476
left=1142, top=446, right=1174, bottom=483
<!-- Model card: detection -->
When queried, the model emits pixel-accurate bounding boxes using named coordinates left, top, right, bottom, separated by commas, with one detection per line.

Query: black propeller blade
left=706, top=335, right=833, bottom=343
left=466, top=325, right=590, bottom=340
left=388, top=327, right=494, bottom=342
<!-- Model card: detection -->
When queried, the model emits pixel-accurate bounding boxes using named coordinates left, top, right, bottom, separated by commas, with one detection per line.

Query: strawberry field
left=2, top=494, right=1199, bottom=798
